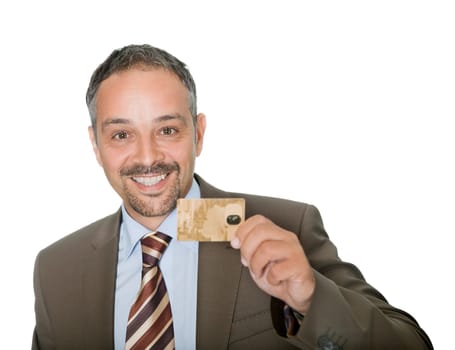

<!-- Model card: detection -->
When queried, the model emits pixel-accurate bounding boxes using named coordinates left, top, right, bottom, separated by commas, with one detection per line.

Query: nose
left=133, top=135, right=165, bottom=165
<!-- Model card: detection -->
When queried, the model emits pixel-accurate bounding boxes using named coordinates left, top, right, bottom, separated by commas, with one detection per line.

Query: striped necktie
left=126, top=232, right=175, bottom=350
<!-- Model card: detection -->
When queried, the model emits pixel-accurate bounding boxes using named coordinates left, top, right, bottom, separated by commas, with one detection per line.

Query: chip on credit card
left=177, top=198, right=245, bottom=241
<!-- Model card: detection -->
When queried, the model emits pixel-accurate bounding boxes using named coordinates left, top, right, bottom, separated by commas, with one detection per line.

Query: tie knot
left=141, top=231, right=172, bottom=267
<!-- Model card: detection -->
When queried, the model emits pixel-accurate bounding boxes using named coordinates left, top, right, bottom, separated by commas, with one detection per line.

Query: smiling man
left=32, top=44, right=433, bottom=350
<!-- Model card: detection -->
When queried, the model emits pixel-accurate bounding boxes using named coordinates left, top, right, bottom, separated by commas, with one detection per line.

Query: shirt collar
left=121, top=178, right=201, bottom=258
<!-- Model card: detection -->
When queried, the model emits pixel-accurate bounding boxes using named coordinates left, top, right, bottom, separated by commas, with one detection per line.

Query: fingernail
left=231, top=237, right=240, bottom=249
left=241, top=256, right=248, bottom=267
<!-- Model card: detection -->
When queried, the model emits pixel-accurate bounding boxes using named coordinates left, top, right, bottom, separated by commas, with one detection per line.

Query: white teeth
left=132, top=174, right=166, bottom=186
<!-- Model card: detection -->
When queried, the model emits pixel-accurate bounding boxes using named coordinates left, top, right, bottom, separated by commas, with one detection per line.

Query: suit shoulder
left=228, top=190, right=310, bottom=212
left=229, top=191, right=320, bottom=232
left=38, top=210, right=121, bottom=258
left=199, top=175, right=323, bottom=232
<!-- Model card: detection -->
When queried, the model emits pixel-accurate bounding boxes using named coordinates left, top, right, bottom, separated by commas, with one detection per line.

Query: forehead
left=95, top=68, right=191, bottom=118
left=98, top=67, right=188, bottom=98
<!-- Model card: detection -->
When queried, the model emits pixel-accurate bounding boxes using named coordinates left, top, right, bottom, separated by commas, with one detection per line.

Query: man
left=32, top=44, right=433, bottom=349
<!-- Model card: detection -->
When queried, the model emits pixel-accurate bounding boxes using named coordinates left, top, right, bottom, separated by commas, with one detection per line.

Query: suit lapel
left=81, top=210, right=121, bottom=348
left=196, top=244, right=243, bottom=350
left=195, top=175, right=244, bottom=349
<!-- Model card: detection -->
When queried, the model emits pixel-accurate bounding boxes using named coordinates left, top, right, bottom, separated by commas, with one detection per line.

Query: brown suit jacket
left=33, top=175, right=432, bottom=349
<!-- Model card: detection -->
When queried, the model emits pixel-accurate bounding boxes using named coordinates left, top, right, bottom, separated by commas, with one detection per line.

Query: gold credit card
left=177, top=198, right=245, bottom=241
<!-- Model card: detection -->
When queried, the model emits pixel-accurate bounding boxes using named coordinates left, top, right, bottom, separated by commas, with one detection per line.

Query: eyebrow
left=154, top=114, right=188, bottom=125
left=101, top=118, right=130, bottom=130
left=101, top=114, right=188, bottom=130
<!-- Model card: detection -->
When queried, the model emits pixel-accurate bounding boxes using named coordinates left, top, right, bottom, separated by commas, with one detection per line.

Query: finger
left=241, top=225, right=298, bottom=268
left=239, top=223, right=282, bottom=267
left=231, top=215, right=270, bottom=248
left=230, top=215, right=266, bottom=250
left=266, top=258, right=306, bottom=286
left=248, top=240, right=290, bottom=278
left=236, top=215, right=291, bottom=254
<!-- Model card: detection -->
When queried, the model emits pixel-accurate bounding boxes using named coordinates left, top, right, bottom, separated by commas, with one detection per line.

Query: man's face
left=89, top=68, right=206, bottom=229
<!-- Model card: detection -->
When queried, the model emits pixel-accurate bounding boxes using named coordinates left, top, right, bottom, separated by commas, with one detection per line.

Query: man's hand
left=230, top=215, right=315, bottom=315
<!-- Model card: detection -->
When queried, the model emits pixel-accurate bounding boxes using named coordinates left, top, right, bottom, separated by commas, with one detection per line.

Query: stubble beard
left=121, top=162, right=182, bottom=218
left=125, top=180, right=181, bottom=218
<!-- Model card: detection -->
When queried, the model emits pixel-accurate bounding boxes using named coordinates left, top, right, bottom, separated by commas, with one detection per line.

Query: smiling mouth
left=131, top=173, right=168, bottom=186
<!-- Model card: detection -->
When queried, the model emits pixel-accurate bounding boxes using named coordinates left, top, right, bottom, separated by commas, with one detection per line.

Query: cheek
left=98, top=148, right=127, bottom=174
left=178, top=143, right=197, bottom=170
left=167, top=138, right=197, bottom=163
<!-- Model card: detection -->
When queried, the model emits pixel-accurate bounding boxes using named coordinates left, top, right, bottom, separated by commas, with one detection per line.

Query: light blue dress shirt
left=114, top=179, right=200, bottom=350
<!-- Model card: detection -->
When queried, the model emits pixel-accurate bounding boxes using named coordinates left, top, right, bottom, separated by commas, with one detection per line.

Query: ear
left=195, top=113, right=206, bottom=156
left=88, top=126, right=103, bottom=167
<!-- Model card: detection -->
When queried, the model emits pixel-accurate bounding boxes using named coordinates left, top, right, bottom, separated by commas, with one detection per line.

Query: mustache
left=120, top=162, right=180, bottom=177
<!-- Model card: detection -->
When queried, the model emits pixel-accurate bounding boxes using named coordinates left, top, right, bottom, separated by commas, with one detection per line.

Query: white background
left=1, top=1, right=453, bottom=348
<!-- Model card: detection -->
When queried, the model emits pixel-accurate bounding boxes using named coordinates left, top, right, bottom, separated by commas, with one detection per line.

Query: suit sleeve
left=284, top=204, right=433, bottom=349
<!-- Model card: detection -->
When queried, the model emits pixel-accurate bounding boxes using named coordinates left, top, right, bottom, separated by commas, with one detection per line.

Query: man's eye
left=113, top=131, right=128, bottom=140
left=161, top=127, right=177, bottom=136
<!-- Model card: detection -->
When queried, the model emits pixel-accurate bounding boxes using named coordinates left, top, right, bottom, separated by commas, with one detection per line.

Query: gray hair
left=86, top=44, right=197, bottom=129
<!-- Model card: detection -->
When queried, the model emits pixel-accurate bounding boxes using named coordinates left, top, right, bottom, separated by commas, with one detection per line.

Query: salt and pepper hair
left=86, top=44, right=197, bottom=130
